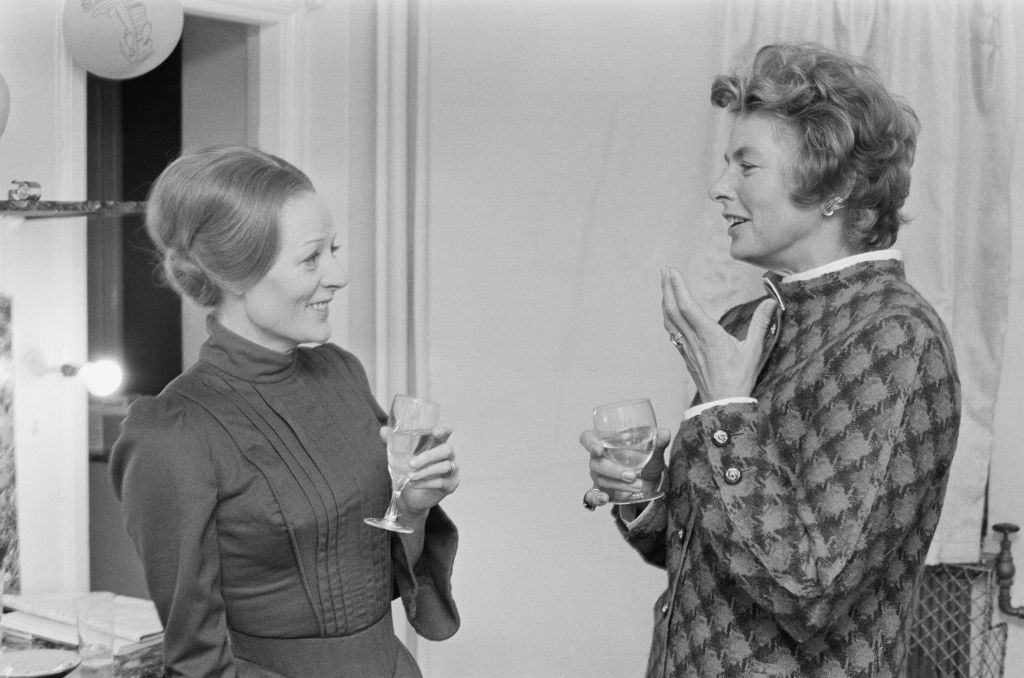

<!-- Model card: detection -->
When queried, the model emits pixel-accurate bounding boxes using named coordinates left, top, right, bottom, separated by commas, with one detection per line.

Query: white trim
left=683, top=397, right=758, bottom=421
left=182, top=0, right=305, bottom=25
left=53, top=16, right=86, bottom=202
left=182, top=0, right=310, bottom=167
left=411, top=0, right=430, bottom=398
left=781, top=249, right=903, bottom=283
left=374, top=0, right=412, bottom=400
left=38, top=10, right=90, bottom=594
left=255, top=12, right=307, bottom=163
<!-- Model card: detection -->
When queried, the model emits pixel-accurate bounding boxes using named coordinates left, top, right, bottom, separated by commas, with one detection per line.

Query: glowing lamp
left=62, top=0, right=184, bottom=81
left=61, top=359, right=124, bottom=397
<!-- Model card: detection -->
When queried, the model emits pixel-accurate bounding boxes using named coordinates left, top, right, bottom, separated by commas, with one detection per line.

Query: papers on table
left=1, top=592, right=163, bottom=653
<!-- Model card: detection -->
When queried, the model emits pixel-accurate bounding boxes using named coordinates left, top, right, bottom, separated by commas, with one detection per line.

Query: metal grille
left=901, top=562, right=1007, bottom=678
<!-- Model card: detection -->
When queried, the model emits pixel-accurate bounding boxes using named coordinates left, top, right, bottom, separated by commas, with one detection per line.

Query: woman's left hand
left=384, top=425, right=459, bottom=516
left=661, top=266, right=777, bottom=401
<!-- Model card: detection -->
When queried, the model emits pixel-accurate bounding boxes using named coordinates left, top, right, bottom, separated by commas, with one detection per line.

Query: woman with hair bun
left=580, top=43, right=960, bottom=676
left=111, top=146, right=460, bottom=677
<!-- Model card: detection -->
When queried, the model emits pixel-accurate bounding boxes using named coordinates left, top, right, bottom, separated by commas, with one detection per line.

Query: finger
left=410, top=442, right=452, bottom=471
left=579, top=429, right=606, bottom=458
left=409, top=457, right=455, bottom=481
left=591, top=474, right=645, bottom=494
left=663, top=266, right=717, bottom=331
left=654, top=427, right=672, bottom=451
left=410, top=458, right=457, bottom=482
left=746, top=297, right=779, bottom=343
left=590, top=457, right=643, bottom=485
left=586, top=488, right=610, bottom=507
left=660, top=268, right=688, bottom=331
left=378, top=425, right=390, bottom=443
left=429, top=424, right=453, bottom=444
left=406, top=474, right=458, bottom=493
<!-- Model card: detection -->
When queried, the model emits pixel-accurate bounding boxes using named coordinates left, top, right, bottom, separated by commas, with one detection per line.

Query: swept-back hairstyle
left=146, top=145, right=315, bottom=307
left=711, top=43, right=920, bottom=250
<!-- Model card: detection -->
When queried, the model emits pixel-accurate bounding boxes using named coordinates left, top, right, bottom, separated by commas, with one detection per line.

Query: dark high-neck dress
left=110, top=317, right=458, bottom=677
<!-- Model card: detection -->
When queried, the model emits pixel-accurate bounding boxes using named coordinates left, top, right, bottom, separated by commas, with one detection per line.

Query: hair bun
left=164, top=250, right=222, bottom=307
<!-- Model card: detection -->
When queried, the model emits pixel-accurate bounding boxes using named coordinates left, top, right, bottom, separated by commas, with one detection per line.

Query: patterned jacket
left=619, top=253, right=961, bottom=677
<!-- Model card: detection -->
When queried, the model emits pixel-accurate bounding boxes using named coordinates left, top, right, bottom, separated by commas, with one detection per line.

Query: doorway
left=85, top=14, right=254, bottom=597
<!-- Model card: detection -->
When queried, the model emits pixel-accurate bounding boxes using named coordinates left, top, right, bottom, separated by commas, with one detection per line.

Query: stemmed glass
left=592, top=398, right=664, bottom=504
left=364, top=394, right=440, bottom=533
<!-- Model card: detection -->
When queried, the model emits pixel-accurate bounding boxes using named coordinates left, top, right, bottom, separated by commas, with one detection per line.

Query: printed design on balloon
left=62, top=0, right=183, bottom=81
left=82, top=0, right=156, bottom=64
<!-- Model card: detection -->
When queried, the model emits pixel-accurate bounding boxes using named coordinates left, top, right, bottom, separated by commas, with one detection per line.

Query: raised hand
left=661, top=266, right=776, bottom=401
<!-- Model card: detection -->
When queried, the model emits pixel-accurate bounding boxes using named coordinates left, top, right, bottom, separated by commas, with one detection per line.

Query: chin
left=292, top=327, right=331, bottom=347
left=729, top=243, right=754, bottom=265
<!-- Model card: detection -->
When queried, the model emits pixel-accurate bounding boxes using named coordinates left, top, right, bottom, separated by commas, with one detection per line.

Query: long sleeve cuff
left=683, top=397, right=757, bottom=420
left=391, top=506, right=460, bottom=641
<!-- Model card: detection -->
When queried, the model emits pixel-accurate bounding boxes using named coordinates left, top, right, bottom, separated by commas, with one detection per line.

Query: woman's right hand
left=580, top=427, right=672, bottom=507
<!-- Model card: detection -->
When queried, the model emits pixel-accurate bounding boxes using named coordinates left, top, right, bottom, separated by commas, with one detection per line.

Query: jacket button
left=661, top=603, right=669, bottom=615
left=711, top=429, right=730, bottom=447
left=723, top=466, right=742, bottom=485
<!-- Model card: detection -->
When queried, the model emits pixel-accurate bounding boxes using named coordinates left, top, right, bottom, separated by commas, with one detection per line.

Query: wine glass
left=592, top=398, right=664, bottom=504
left=364, top=394, right=441, bottom=533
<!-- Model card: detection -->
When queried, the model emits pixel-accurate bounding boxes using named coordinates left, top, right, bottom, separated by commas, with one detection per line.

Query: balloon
left=62, top=0, right=184, bottom=81
left=0, top=72, right=9, bottom=140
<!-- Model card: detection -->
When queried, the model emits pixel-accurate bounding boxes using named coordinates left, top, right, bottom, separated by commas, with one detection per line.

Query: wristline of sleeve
left=391, top=506, right=461, bottom=640
left=683, top=396, right=757, bottom=420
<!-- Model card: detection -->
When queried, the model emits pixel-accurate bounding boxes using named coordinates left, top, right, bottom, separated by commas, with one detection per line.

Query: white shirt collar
left=780, top=249, right=902, bottom=283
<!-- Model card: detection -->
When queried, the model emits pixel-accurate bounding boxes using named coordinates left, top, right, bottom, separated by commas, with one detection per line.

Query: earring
left=822, top=197, right=845, bottom=217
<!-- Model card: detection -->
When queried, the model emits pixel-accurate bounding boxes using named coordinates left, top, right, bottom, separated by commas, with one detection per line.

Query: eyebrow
left=726, top=146, right=757, bottom=162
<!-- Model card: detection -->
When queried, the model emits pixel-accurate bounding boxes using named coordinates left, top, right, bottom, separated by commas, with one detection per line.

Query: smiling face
left=217, top=191, right=348, bottom=352
left=707, top=112, right=851, bottom=274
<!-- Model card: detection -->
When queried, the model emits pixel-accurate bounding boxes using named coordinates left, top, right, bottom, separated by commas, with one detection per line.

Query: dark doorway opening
left=86, top=43, right=183, bottom=400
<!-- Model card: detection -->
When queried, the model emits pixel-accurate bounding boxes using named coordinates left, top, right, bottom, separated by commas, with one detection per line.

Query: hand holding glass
left=364, top=394, right=440, bottom=533
left=592, top=398, right=664, bottom=504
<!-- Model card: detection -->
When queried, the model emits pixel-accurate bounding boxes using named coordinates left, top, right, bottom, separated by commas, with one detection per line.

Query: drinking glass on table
left=364, top=394, right=441, bottom=533
left=75, top=592, right=116, bottom=677
left=592, top=398, right=664, bottom=504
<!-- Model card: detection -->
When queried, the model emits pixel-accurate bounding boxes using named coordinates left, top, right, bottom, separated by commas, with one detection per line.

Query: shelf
left=0, top=200, right=146, bottom=219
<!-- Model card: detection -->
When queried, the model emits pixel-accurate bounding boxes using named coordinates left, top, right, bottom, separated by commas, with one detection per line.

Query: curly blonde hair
left=711, top=43, right=919, bottom=250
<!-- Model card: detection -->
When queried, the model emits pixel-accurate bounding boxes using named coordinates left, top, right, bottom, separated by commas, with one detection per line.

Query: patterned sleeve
left=109, top=396, right=238, bottom=677
left=679, top=311, right=960, bottom=642
left=613, top=501, right=671, bottom=568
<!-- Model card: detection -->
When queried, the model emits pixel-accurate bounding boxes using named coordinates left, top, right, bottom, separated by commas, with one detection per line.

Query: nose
left=707, top=167, right=735, bottom=203
left=322, top=250, right=349, bottom=290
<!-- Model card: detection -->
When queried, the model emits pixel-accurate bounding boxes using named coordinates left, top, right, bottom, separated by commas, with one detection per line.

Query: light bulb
left=72, top=359, right=124, bottom=397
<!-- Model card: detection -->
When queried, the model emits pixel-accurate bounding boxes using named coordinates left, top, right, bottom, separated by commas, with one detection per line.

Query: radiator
left=902, top=561, right=1008, bottom=678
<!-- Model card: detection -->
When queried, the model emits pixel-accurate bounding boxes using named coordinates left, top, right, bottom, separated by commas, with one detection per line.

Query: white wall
left=417, top=3, right=731, bottom=675
left=179, top=15, right=254, bottom=367
left=0, top=2, right=90, bottom=593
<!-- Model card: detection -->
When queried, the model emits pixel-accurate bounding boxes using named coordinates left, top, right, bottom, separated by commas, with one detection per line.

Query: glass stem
left=384, top=489, right=403, bottom=521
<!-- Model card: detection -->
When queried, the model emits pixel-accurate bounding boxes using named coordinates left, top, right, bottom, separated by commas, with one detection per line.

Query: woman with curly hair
left=581, top=43, right=960, bottom=677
